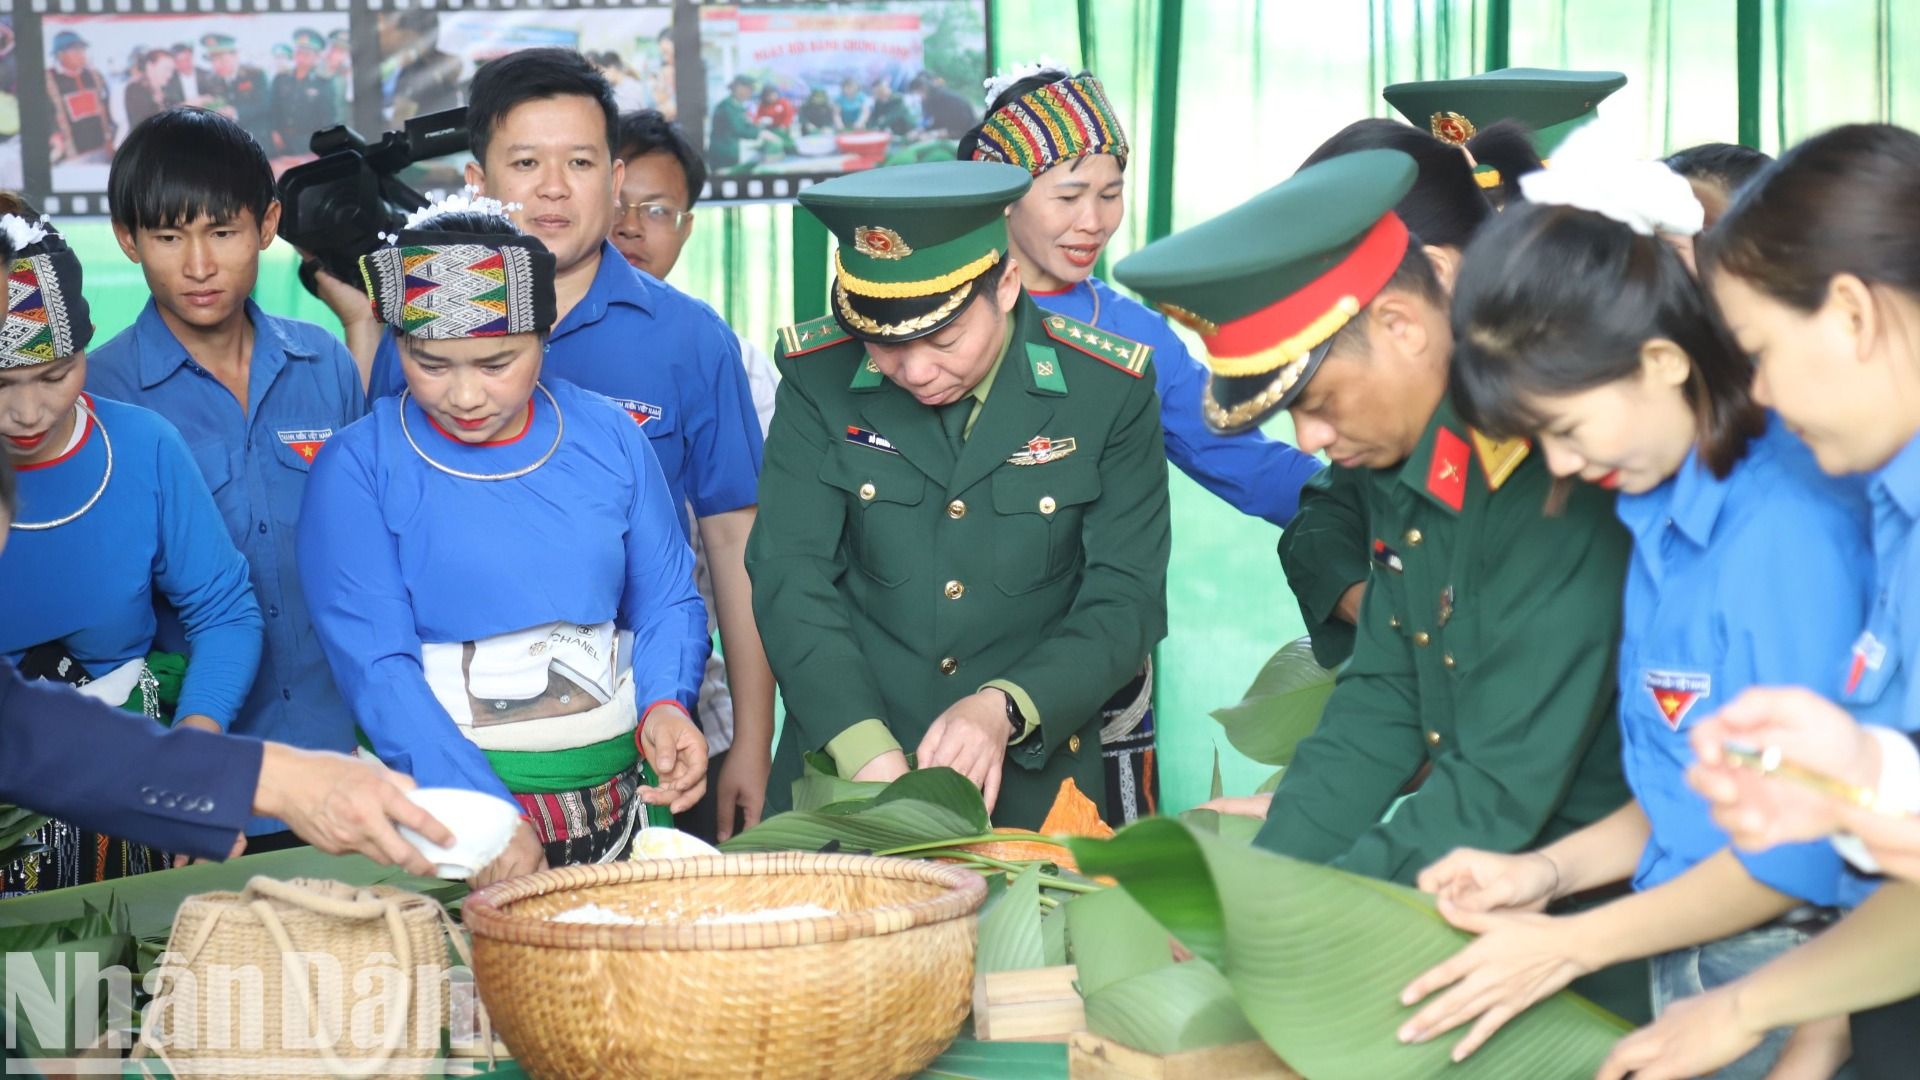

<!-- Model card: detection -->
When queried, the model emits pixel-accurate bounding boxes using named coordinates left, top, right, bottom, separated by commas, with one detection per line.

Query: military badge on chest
left=1370, top=539, right=1403, bottom=573
left=1644, top=670, right=1711, bottom=730
left=1007, top=435, right=1077, bottom=466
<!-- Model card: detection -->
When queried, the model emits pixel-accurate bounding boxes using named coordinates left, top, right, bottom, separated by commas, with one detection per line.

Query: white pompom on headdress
left=0, top=214, right=50, bottom=253
left=380, top=186, right=525, bottom=244
left=1518, top=120, right=1704, bottom=237
left=982, top=56, right=1072, bottom=109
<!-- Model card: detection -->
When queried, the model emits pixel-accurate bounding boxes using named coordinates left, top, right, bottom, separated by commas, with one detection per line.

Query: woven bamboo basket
left=464, top=853, right=986, bottom=1080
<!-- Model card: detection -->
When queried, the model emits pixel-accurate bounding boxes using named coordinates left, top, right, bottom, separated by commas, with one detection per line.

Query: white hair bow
left=0, top=214, right=50, bottom=252
left=1518, top=120, right=1704, bottom=237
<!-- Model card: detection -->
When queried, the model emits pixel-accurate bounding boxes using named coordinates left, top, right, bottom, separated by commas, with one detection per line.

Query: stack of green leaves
left=1068, top=819, right=1632, bottom=1079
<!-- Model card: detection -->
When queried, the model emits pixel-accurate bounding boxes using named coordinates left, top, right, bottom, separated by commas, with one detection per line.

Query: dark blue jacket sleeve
left=683, top=307, right=765, bottom=517
left=0, top=657, right=260, bottom=858
left=1150, top=322, right=1321, bottom=527
left=367, top=332, right=405, bottom=402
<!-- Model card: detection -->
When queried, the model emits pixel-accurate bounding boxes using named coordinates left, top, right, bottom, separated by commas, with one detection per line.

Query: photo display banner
left=3, top=0, right=991, bottom=214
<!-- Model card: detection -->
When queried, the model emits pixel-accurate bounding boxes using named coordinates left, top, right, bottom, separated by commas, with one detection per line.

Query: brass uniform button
left=1405, top=528, right=1423, bottom=547
left=1039, top=495, right=1057, bottom=515
left=858, top=482, right=876, bottom=502
left=944, top=580, right=965, bottom=600
left=1443, top=653, right=1456, bottom=669
left=1068, top=734, right=1082, bottom=753
left=1427, top=730, right=1442, bottom=747
left=1413, top=631, right=1431, bottom=647
left=947, top=499, right=967, bottom=519
left=939, top=657, right=959, bottom=676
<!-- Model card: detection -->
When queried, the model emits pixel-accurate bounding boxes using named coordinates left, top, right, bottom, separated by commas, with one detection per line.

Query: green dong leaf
left=976, top=864, right=1046, bottom=974
left=723, top=767, right=992, bottom=855
left=1070, top=819, right=1629, bottom=1080
left=1209, top=637, right=1337, bottom=767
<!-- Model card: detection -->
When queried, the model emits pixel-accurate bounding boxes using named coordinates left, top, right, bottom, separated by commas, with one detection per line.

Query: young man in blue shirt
left=319, top=51, right=769, bottom=806
left=88, top=106, right=366, bottom=852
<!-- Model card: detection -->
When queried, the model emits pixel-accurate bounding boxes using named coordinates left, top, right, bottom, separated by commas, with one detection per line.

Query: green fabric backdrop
left=57, top=0, right=1918, bottom=815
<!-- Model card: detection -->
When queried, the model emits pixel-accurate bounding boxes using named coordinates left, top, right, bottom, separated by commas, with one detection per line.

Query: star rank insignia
left=1008, top=435, right=1077, bottom=466
left=779, top=314, right=851, bottom=357
left=1042, top=314, right=1151, bottom=378
left=1643, top=670, right=1711, bottom=729
left=1426, top=427, right=1472, bottom=512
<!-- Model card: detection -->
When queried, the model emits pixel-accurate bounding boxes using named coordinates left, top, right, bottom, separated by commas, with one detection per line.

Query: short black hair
left=1322, top=243, right=1446, bottom=357
left=1664, top=142, right=1772, bottom=192
left=108, top=107, right=275, bottom=234
left=466, top=48, right=618, bottom=166
left=1301, top=119, right=1492, bottom=250
left=617, top=109, right=707, bottom=207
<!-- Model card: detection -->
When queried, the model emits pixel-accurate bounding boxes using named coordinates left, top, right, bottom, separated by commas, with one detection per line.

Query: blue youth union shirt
left=89, top=299, right=365, bottom=831
left=1616, top=420, right=1871, bottom=905
left=368, top=242, right=763, bottom=536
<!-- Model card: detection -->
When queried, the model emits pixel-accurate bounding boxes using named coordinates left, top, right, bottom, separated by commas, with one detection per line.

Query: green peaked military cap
left=292, top=27, right=326, bottom=51
left=200, top=33, right=237, bottom=54
left=799, top=160, right=1032, bottom=344
left=1383, top=66, right=1627, bottom=157
left=1114, top=148, right=1417, bottom=435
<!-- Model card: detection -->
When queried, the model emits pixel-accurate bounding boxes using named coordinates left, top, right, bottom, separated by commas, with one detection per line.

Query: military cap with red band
left=1113, top=148, right=1418, bottom=434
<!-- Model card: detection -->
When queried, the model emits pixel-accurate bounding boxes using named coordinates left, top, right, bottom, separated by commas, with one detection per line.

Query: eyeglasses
left=613, top=201, right=693, bottom=230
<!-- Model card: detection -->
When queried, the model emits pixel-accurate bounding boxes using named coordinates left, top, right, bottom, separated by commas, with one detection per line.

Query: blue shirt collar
left=559, top=242, right=655, bottom=335
left=1870, top=428, right=1920, bottom=523
left=1617, top=442, right=1733, bottom=550
left=134, top=298, right=318, bottom=389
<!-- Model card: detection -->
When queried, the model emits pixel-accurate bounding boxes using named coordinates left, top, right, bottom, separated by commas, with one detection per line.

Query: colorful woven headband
left=971, top=72, right=1129, bottom=175
left=0, top=216, right=92, bottom=370
left=359, top=231, right=557, bottom=340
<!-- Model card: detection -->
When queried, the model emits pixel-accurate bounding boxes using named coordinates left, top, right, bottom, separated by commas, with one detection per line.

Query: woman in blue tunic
left=0, top=213, right=262, bottom=892
left=1592, top=122, right=1920, bottom=1080
left=299, top=198, right=709, bottom=886
left=1390, top=128, right=1869, bottom=1077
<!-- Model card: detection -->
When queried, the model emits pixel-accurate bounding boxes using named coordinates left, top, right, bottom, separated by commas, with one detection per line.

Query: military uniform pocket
left=819, top=444, right=926, bottom=587
left=990, top=463, right=1102, bottom=595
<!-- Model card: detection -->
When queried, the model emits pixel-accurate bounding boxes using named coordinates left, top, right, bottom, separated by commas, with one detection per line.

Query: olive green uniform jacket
left=1257, top=400, right=1632, bottom=884
left=1278, top=465, right=1372, bottom=669
left=747, top=294, right=1171, bottom=828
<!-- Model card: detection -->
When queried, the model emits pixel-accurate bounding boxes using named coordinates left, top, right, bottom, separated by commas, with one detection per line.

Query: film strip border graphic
left=15, top=0, right=988, bottom=211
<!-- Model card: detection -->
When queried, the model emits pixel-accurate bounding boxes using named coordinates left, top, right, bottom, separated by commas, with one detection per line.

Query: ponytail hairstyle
left=1700, top=123, right=1920, bottom=315
left=1465, top=119, right=1546, bottom=205
left=1300, top=119, right=1491, bottom=250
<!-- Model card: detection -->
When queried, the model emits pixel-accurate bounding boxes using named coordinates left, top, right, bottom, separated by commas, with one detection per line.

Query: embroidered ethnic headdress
left=358, top=191, right=557, bottom=339
left=797, top=160, right=1032, bottom=344
left=1113, top=149, right=1418, bottom=435
left=971, top=63, right=1129, bottom=175
left=1382, top=67, right=1627, bottom=189
left=0, top=214, right=92, bottom=370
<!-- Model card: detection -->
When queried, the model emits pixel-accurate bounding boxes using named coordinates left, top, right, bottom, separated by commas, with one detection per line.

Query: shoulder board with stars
left=1041, top=314, right=1152, bottom=378
left=1469, top=430, right=1531, bottom=492
left=777, top=315, right=851, bottom=358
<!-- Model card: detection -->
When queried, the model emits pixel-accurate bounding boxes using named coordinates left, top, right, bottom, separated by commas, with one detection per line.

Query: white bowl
left=398, top=788, right=522, bottom=879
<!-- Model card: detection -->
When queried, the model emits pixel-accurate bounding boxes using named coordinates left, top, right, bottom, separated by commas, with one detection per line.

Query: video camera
left=276, top=106, right=470, bottom=288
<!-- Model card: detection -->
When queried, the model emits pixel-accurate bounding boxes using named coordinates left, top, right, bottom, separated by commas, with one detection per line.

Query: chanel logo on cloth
left=1007, top=435, right=1076, bottom=466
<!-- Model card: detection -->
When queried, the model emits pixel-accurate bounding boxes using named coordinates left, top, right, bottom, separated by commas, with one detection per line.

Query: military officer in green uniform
left=748, top=160, right=1170, bottom=828
left=1280, top=68, right=1630, bottom=669
left=270, top=28, right=341, bottom=156
left=198, top=34, right=273, bottom=147
left=1115, top=148, right=1630, bottom=883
